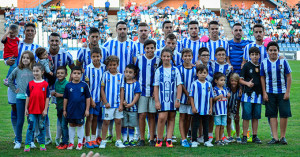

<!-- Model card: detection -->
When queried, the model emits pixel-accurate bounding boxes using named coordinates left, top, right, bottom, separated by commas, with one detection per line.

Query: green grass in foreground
left=0, top=61, right=299, bottom=156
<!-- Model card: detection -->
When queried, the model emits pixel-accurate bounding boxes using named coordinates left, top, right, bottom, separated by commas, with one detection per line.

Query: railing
left=26, top=0, right=43, bottom=8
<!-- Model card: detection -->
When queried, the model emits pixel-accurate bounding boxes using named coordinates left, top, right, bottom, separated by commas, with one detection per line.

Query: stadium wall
left=230, top=0, right=276, bottom=9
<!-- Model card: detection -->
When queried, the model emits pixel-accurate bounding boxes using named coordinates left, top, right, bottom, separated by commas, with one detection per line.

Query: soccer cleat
left=85, top=141, right=94, bottom=149
left=55, top=138, right=61, bottom=146
left=149, top=140, right=156, bottom=146
left=96, top=137, right=102, bottom=145
left=155, top=140, right=163, bottom=147
left=45, top=138, right=52, bottom=145
left=222, top=136, right=231, bottom=143
left=129, top=140, right=136, bottom=146
left=181, top=139, right=190, bottom=147
left=280, top=137, right=288, bottom=145
left=123, top=141, right=129, bottom=147
left=197, top=136, right=204, bottom=144
left=30, top=142, right=37, bottom=148
left=228, top=137, right=235, bottom=142
left=208, top=136, right=213, bottom=142
left=268, top=138, right=280, bottom=144
left=216, top=140, right=225, bottom=146
left=166, top=141, right=173, bottom=148
left=91, top=141, right=99, bottom=148
left=204, top=141, right=214, bottom=147
left=56, top=143, right=63, bottom=148
left=106, top=135, right=113, bottom=143
left=137, top=140, right=145, bottom=146
left=99, top=140, right=107, bottom=148
left=57, top=144, right=68, bottom=150
left=191, top=141, right=198, bottom=148
left=24, top=145, right=30, bottom=152
left=67, top=143, right=74, bottom=150
left=252, top=137, right=262, bottom=144
left=241, top=136, right=247, bottom=144
left=76, top=143, right=83, bottom=150
left=236, top=137, right=242, bottom=143
left=14, top=142, right=21, bottom=149
left=115, top=140, right=126, bottom=148
left=40, top=144, right=46, bottom=151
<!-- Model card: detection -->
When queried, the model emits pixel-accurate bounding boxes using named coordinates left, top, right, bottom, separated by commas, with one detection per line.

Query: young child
left=83, top=47, right=106, bottom=148
left=99, top=55, right=125, bottom=148
left=260, top=41, right=292, bottom=145
left=177, top=48, right=196, bottom=147
left=122, top=64, right=141, bottom=146
left=52, top=66, right=69, bottom=149
left=213, top=72, right=231, bottom=146
left=2, top=24, right=19, bottom=84
left=8, top=51, right=35, bottom=149
left=226, top=73, right=241, bottom=143
left=24, top=63, right=50, bottom=152
left=63, top=66, right=91, bottom=150
left=35, top=47, right=55, bottom=86
left=154, top=48, right=182, bottom=147
left=211, top=47, right=232, bottom=84
left=189, top=64, right=214, bottom=148
left=240, top=47, right=263, bottom=144
left=135, top=39, right=159, bottom=146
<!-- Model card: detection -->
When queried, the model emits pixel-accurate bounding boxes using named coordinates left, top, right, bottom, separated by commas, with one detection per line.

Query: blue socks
left=129, top=128, right=134, bottom=142
left=122, top=127, right=128, bottom=142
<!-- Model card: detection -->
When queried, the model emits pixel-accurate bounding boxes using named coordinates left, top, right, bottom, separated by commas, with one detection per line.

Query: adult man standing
left=133, top=22, right=150, bottom=63
left=105, top=0, right=110, bottom=13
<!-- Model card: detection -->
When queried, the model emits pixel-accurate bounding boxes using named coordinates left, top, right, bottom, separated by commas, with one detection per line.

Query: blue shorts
left=89, top=102, right=101, bottom=116
left=67, top=118, right=85, bottom=125
left=214, top=115, right=227, bottom=126
left=242, top=102, right=261, bottom=120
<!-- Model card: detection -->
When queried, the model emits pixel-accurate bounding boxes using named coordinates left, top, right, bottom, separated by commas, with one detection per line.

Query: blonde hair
left=229, top=73, right=240, bottom=89
left=18, top=51, right=35, bottom=70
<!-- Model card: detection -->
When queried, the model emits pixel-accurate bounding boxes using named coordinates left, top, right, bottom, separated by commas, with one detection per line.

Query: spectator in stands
left=105, top=0, right=110, bottom=13
left=183, top=1, right=187, bottom=9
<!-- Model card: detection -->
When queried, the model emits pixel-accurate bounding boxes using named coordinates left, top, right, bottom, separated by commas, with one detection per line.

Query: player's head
left=267, top=41, right=279, bottom=60
left=213, top=72, right=226, bottom=87
left=33, top=63, right=44, bottom=80
left=116, top=21, right=128, bottom=39
left=249, top=47, right=260, bottom=63
left=24, top=23, right=36, bottom=40
left=125, top=64, right=138, bottom=81
left=49, top=32, right=61, bottom=51
left=196, top=64, right=208, bottom=81
left=105, top=55, right=119, bottom=73
left=198, top=47, right=210, bottom=63
left=161, top=47, right=174, bottom=66
left=91, top=47, right=102, bottom=65
left=8, top=24, right=19, bottom=38
left=88, top=27, right=100, bottom=47
left=164, top=33, right=177, bottom=51
left=208, top=21, right=219, bottom=39
left=138, top=22, right=150, bottom=40
left=18, top=50, right=35, bottom=70
left=162, top=20, right=173, bottom=36
left=232, top=23, right=243, bottom=41
left=215, top=47, right=226, bottom=64
left=144, top=39, right=156, bottom=58
left=229, top=73, right=239, bottom=89
left=181, top=48, right=193, bottom=64
left=56, top=66, right=67, bottom=81
left=35, top=47, right=48, bottom=60
left=253, top=23, right=265, bottom=42
left=71, top=66, right=83, bottom=82
left=188, top=20, right=199, bottom=38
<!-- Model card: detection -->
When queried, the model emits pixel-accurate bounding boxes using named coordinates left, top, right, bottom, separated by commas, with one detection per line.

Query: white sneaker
left=197, top=136, right=204, bottom=143
left=115, top=140, right=126, bottom=148
left=99, top=140, right=107, bottom=148
left=223, top=137, right=231, bottom=143
left=191, top=141, right=198, bottom=147
left=204, top=141, right=214, bottom=147
left=208, top=137, right=213, bottom=143
left=76, top=143, right=83, bottom=150
left=14, top=142, right=21, bottom=149
left=30, top=142, right=37, bottom=148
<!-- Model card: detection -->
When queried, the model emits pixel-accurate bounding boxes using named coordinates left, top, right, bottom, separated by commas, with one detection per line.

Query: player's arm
left=63, top=98, right=68, bottom=117
left=209, top=97, right=213, bottom=115
left=182, top=85, right=189, bottom=98
left=213, top=94, right=222, bottom=101
left=25, top=97, right=30, bottom=116
left=43, top=98, right=49, bottom=117
left=260, top=76, right=268, bottom=102
left=226, top=57, right=231, bottom=65
left=101, top=85, right=110, bottom=108
left=175, top=84, right=182, bottom=108
left=85, top=97, right=90, bottom=117
left=119, top=87, right=124, bottom=111
left=127, top=93, right=141, bottom=108
left=284, top=73, right=292, bottom=100
left=154, top=86, right=160, bottom=110
left=1, top=29, right=9, bottom=43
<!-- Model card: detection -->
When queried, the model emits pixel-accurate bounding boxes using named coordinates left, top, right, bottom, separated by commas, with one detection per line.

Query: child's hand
left=63, top=111, right=67, bottom=117
left=49, top=72, right=53, bottom=76
left=25, top=109, right=29, bottom=117
left=155, top=102, right=161, bottom=110
left=247, top=79, right=254, bottom=88
left=263, top=92, right=269, bottom=102
left=85, top=110, right=89, bottom=117
left=42, top=110, right=47, bottom=117
left=239, top=88, right=243, bottom=97
left=209, top=108, right=212, bottom=115
left=91, top=101, right=96, bottom=108
left=118, top=105, right=123, bottom=112
left=105, top=103, right=111, bottom=109
left=218, top=94, right=224, bottom=99
left=175, top=101, right=180, bottom=108
left=192, top=107, right=197, bottom=114
left=51, top=91, right=56, bottom=97
left=15, top=88, right=19, bottom=93
left=124, top=101, right=128, bottom=108
left=227, top=92, right=231, bottom=98
left=283, top=92, right=290, bottom=100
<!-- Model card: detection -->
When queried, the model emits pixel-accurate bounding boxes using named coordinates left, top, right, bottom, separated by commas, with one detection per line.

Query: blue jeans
left=57, top=107, right=69, bottom=144
left=4, top=57, right=17, bottom=78
left=25, top=114, right=46, bottom=145
left=16, top=99, right=26, bottom=143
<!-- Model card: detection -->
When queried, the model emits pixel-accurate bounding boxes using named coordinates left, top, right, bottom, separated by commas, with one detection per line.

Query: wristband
left=103, top=102, right=108, bottom=106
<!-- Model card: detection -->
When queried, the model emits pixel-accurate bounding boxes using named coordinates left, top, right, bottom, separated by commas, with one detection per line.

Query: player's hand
left=155, top=102, right=161, bottom=110
left=263, top=92, right=269, bottom=102
left=6, top=57, right=15, bottom=66
left=42, top=109, right=47, bottom=117
left=192, top=107, right=197, bottom=114
left=175, top=101, right=180, bottom=108
left=51, top=91, right=56, bottom=97
left=247, top=79, right=254, bottom=88
left=25, top=109, right=29, bottom=117
left=209, top=108, right=212, bottom=115
left=91, top=101, right=96, bottom=108
left=187, top=97, right=191, bottom=105
left=81, top=151, right=100, bottom=157
left=49, top=72, right=53, bottom=76
left=218, top=94, right=224, bottom=99
left=227, top=92, right=231, bottom=98
left=15, top=88, right=20, bottom=93
left=85, top=110, right=89, bottom=117
left=118, top=105, right=123, bottom=112
left=105, top=103, right=111, bottom=109
left=283, top=92, right=290, bottom=100
left=124, top=101, right=128, bottom=108
left=63, top=111, right=67, bottom=117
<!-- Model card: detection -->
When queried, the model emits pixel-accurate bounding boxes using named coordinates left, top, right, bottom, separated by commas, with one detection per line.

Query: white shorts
left=102, top=108, right=123, bottom=120
left=179, top=104, right=192, bottom=114
left=8, top=87, right=16, bottom=104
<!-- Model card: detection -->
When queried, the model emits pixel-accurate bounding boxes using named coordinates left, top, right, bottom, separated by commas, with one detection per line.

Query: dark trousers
left=192, top=114, right=209, bottom=142
left=105, top=7, right=109, bottom=13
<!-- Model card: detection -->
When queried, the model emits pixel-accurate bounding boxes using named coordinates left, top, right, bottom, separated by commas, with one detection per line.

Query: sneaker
left=181, top=139, right=190, bottom=147
left=191, top=141, right=198, bottom=148
left=14, top=142, right=21, bottom=149
left=268, top=138, right=280, bottom=144
left=280, top=137, right=288, bottom=145
left=85, top=141, right=94, bottom=149
left=55, top=138, right=60, bottom=146
left=236, top=137, right=242, bottom=143
left=204, top=141, right=214, bottom=147
left=45, top=138, right=52, bottom=145
left=106, top=135, right=113, bottom=143
left=129, top=140, right=136, bottom=146
left=228, top=137, right=235, bottom=142
left=3, top=78, right=9, bottom=87
left=99, top=140, right=107, bottom=148
left=252, top=137, right=262, bottom=144
left=241, top=136, right=247, bottom=144
left=115, top=140, right=126, bottom=148
left=155, top=140, right=163, bottom=147
left=197, top=136, right=204, bottom=144
left=57, top=144, right=68, bottom=150
left=67, top=143, right=74, bottom=150
left=221, top=140, right=228, bottom=145
left=149, top=140, right=156, bottom=146
left=208, top=136, right=213, bottom=142
left=91, top=141, right=99, bottom=148
left=96, top=137, right=102, bottom=145
left=215, top=140, right=224, bottom=146
left=222, top=137, right=231, bottom=143
left=123, top=141, right=129, bottom=147
left=40, top=144, right=46, bottom=151
left=166, top=140, right=173, bottom=148
left=76, top=143, right=83, bottom=150
left=137, top=140, right=145, bottom=146
left=24, top=145, right=30, bottom=152
left=30, top=142, right=36, bottom=148
left=56, top=143, right=63, bottom=148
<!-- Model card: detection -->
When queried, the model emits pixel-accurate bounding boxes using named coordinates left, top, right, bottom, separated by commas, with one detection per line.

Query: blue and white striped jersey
left=134, top=41, right=145, bottom=57
left=241, top=92, right=262, bottom=104
left=189, top=80, right=213, bottom=115
left=101, top=71, right=124, bottom=108
left=210, top=61, right=232, bottom=78
left=156, top=39, right=182, bottom=53
left=177, top=65, right=197, bottom=104
left=227, top=87, right=240, bottom=114
left=243, top=43, right=268, bottom=63
left=47, top=47, right=74, bottom=74
left=77, top=46, right=109, bottom=69
left=213, top=86, right=228, bottom=115
left=181, top=38, right=202, bottom=63
left=200, top=39, right=229, bottom=61
left=17, top=41, right=40, bottom=65
left=260, top=58, right=292, bottom=94
left=124, top=81, right=142, bottom=112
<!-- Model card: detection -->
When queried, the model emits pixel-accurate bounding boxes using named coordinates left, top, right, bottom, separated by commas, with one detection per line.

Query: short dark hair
left=138, top=22, right=148, bottom=28
left=208, top=21, right=219, bottom=28
left=181, top=48, right=193, bottom=56
left=215, top=47, right=226, bottom=56
left=162, top=20, right=172, bottom=29
left=249, top=47, right=260, bottom=56
left=91, top=47, right=102, bottom=56
left=35, top=47, right=47, bottom=58
left=213, top=72, right=226, bottom=82
left=199, top=47, right=209, bottom=56
left=165, top=33, right=177, bottom=41
left=56, top=66, right=67, bottom=74
left=196, top=64, right=208, bottom=73
left=125, top=64, right=139, bottom=79
left=188, top=20, right=199, bottom=28
left=50, top=32, right=61, bottom=38
left=24, top=23, right=36, bottom=30
left=116, top=21, right=127, bottom=28
left=105, top=55, right=119, bottom=65
left=144, top=39, right=156, bottom=49
left=33, top=63, right=44, bottom=72
left=233, top=23, right=242, bottom=28
left=9, top=24, right=18, bottom=32
left=267, top=41, right=279, bottom=51
left=71, top=66, right=83, bottom=74
left=89, top=27, right=100, bottom=35
left=253, top=23, right=265, bottom=31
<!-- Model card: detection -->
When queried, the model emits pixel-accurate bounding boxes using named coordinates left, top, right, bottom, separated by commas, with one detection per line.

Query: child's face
left=267, top=46, right=279, bottom=60
left=40, top=51, right=48, bottom=59
left=124, top=68, right=135, bottom=80
left=230, top=79, right=238, bottom=89
left=182, top=52, right=193, bottom=64
left=21, top=54, right=31, bottom=66
left=215, top=76, right=226, bottom=87
left=56, top=69, right=67, bottom=81
left=71, top=70, right=82, bottom=82
left=250, top=52, right=260, bottom=63
left=91, top=53, right=102, bottom=65
left=33, top=66, right=43, bottom=79
left=144, top=44, right=155, bottom=58
left=199, top=51, right=210, bottom=63
left=107, top=61, right=119, bottom=73
left=9, top=30, right=18, bottom=38
left=216, top=51, right=226, bottom=64
left=161, top=52, right=172, bottom=65
left=197, top=70, right=208, bottom=81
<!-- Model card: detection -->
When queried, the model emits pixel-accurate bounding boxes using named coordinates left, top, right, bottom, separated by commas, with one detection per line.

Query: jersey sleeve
left=225, top=41, right=230, bottom=57
left=83, top=67, right=89, bottom=82
left=175, top=68, right=183, bottom=86
left=63, top=84, right=69, bottom=99
left=210, top=84, right=214, bottom=98
left=283, top=59, right=292, bottom=74
left=243, top=45, right=249, bottom=61
left=77, top=48, right=83, bottom=63
left=84, top=83, right=91, bottom=98
left=153, top=69, right=160, bottom=86
left=120, top=75, right=125, bottom=88
left=66, top=51, right=74, bottom=66
left=101, top=47, right=109, bottom=62
left=101, top=73, right=106, bottom=87
left=134, top=82, right=142, bottom=94
left=240, top=63, right=247, bottom=79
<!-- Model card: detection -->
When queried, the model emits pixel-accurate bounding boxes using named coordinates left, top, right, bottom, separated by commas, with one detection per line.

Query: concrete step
left=219, top=17, right=233, bottom=40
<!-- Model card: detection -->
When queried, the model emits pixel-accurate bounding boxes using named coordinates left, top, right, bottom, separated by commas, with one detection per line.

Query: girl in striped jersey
left=213, top=72, right=231, bottom=146
left=154, top=48, right=183, bottom=148
left=121, top=64, right=141, bottom=146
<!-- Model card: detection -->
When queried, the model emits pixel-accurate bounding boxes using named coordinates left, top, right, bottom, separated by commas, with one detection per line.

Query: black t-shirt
left=240, top=61, right=262, bottom=95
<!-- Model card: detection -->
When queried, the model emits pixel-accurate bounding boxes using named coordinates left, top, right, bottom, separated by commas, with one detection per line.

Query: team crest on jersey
left=70, top=88, right=73, bottom=92
left=250, top=69, right=253, bottom=73
left=230, top=47, right=232, bottom=50
left=42, top=87, right=45, bottom=91
left=105, top=113, right=108, bottom=118
left=81, top=87, right=84, bottom=92
left=279, top=64, right=283, bottom=69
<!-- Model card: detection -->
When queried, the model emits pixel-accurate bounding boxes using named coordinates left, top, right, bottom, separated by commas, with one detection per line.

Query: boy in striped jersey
left=121, top=64, right=141, bottom=146
left=156, top=21, right=182, bottom=52
left=177, top=48, right=197, bottom=147
left=240, top=47, right=263, bottom=144
left=99, top=55, right=126, bottom=148
left=211, top=47, right=232, bottom=86
left=83, top=47, right=106, bottom=148
left=189, top=65, right=214, bottom=148
left=260, top=42, right=292, bottom=145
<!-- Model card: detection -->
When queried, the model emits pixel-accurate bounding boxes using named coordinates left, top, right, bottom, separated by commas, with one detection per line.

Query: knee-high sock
left=129, top=128, right=135, bottom=141
left=56, top=119, right=62, bottom=140
left=122, top=127, right=128, bottom=142
left=11, top=110, right=17, bottom=137
left=69, top=126, right=76, bottom=144
left=77, top=125, right=84, bottom=144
